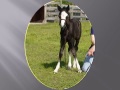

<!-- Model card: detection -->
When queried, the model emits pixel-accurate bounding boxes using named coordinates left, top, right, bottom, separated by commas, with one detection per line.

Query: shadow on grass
left=42, top=61, right=66, bottom=69
left=42, top=60, right=84, bottom=69
left=79, top=61, right=84, bottom=68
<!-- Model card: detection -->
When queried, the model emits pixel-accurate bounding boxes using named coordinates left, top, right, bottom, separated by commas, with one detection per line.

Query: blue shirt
left=90, top=27, right=94, bottom=35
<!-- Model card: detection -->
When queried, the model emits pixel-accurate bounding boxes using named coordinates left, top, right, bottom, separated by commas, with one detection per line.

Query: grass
left=25, top=21, right=92, bottom=90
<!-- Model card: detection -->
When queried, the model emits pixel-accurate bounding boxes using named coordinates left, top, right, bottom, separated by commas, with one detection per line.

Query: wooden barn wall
left=30, top=6, right=44, bottom=22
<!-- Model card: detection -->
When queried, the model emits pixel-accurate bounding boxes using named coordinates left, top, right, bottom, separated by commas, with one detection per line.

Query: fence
left=44, top=1, right=87, bottom=23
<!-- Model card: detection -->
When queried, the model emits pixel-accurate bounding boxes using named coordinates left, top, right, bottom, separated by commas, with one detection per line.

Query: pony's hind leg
left=75, top=39, right=80, bottom=51
left=73, top=58, right=77, bottom=69
left=73, top=39, right=80, bottom=69
left=71, top=48, right=82, bottom=73
left=68, top=42, right=73, bottom=69
left=68, top=51, right=72, bottom=69
left=75, top=58, right=82, bottom=73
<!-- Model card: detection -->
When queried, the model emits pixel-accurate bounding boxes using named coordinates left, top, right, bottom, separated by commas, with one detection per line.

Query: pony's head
left=57, top=5, right=70, bottom=28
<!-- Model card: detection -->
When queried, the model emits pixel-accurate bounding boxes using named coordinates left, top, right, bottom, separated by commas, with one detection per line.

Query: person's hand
left=87, top=45, right=95, bottom=56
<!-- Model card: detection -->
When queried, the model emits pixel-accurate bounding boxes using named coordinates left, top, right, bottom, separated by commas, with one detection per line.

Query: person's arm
left=87, top=34, right=95, bottom=56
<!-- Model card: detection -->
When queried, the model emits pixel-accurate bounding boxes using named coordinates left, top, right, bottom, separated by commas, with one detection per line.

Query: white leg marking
left=68, top=54, right=72, bottom=69
left=76, top=58, right=82, bottom=73
left=54, top=61, right=60, bottom=73
left=73, top=59, right=77, bottom=69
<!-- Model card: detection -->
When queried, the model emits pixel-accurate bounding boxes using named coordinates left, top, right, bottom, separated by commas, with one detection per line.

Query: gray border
left=0, top=0, right=120, bottom=90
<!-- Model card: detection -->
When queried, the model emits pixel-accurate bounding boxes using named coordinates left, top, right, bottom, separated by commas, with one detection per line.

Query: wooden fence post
left=43, top=1, right=86, bottom=23
left=71, top=6, right=73, bottom=19
left=44, top=5, right=47, bottom=23
left=80, top=10, right=83, bottom=21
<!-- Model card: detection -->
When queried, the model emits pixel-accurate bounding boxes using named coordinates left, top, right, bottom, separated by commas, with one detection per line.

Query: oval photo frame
left=25, top=0, right=94, bottom=89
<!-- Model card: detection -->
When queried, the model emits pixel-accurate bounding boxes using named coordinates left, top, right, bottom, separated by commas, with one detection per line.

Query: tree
left=52, top=0, right=73, bottom=5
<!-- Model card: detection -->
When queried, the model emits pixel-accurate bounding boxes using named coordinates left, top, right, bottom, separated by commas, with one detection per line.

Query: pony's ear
left=57, top=5, right=61, bottom=11
left=66, top=5, right=70, bottom=11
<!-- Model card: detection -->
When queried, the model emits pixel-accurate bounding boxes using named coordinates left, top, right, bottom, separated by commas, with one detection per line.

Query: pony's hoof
left=54, top=72, right=57, bottom=74
left=67, top=66, right=71, bottom=70
left=53, top=70, right=58, bottom=74
left=73, top=65, right=76, bottom=69
left=78, top=70, right=82, bottom=73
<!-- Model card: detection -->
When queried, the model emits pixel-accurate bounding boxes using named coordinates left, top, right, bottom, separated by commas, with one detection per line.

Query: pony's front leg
left=54, top=43, right=65, bottom=73
left=54, top=60, right=60, bottom=73
left=71, top=48, right=82, bottom=73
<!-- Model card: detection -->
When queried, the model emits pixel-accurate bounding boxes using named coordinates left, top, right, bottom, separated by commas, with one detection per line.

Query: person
left=82, top=26, right=95, bottom=72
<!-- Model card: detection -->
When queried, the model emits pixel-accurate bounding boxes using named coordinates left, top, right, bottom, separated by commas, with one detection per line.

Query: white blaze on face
left=60, top=11, right=68, bottom=27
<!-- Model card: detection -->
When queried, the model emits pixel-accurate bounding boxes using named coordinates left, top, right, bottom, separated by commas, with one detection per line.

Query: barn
left=30, top=1, right=87, bottom=23
left=30, top=6, right=45, bottom=23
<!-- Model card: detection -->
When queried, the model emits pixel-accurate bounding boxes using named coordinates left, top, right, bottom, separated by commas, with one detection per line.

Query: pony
left=54, top=5, right=82, bottom=73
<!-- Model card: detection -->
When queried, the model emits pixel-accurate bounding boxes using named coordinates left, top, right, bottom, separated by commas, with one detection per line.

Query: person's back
left=82, top=27, right=95, bottom=72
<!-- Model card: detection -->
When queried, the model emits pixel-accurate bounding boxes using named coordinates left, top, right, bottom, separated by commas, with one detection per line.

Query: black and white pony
left=54, top=5, right=82, bottom=73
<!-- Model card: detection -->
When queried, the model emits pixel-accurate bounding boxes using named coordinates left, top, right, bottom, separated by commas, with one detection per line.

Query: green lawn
left=25, top=21, right=91, bottom=89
